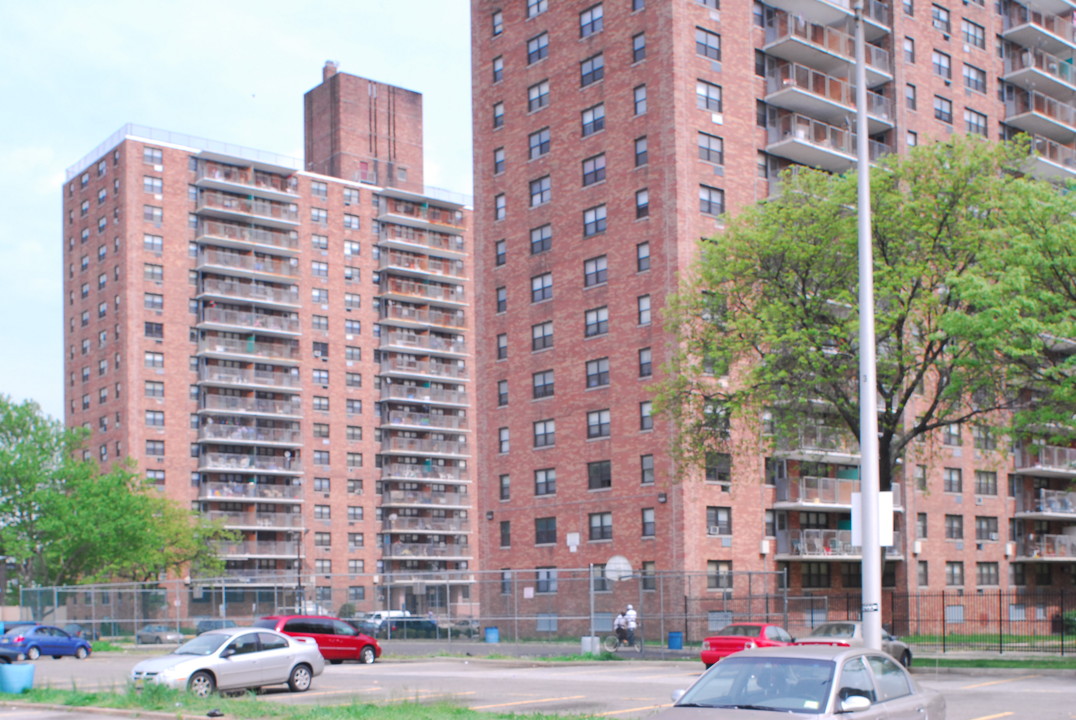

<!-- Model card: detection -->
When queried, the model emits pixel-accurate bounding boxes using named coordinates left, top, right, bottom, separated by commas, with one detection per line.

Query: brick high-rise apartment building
left=62, top=63, right=474, bottom=617
left=471, top=0, right=1076, bottom=610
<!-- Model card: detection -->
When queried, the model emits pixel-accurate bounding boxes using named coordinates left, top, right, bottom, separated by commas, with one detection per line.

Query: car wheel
left=188, top=670, right=216, bottom=698
left=75, top=647, right=89, bottom=660
left=359, top=645, right=376, bottom=664
left=329, top=659, right=343, bottom=665
left=287, top=663, right=313, bottom=692
left=900, top=650, right=912, bottom=668
left=155, top=637, right=163, bottom=644
left=26, top=647, right=40, bottom=660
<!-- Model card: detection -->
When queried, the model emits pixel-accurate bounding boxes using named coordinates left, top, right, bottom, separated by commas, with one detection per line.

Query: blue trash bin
left=0, top=664, right=34, bottom=693
left=668, top=631, right=684, bottom=650
left=484, top=626, right=500, bottom=643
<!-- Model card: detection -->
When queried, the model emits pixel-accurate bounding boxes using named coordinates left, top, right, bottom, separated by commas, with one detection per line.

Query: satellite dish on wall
left=604, top=555, right=633, bottom=582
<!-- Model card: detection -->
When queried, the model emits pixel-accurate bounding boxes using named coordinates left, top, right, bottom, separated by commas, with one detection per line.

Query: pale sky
left=0, top=1, right=473, bottom=420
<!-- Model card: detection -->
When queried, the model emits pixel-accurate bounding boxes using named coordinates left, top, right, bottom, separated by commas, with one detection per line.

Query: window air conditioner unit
left=990, top=532, right=999, bottom=541
left=709, top=526, right=722, bottom=535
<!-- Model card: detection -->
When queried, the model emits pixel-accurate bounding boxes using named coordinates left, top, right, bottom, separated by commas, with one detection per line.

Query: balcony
left=384, top=516, right=471, bottom=534
left=1016, top=532, right=1076, bottom=560
left=1006, top=88, right=1076, bottom=141
left=379, top=251, right=466, bottom=281
left=197, top=481, right=303, bottom=501
left=1013, top=444, right=1076, bottom=476
left=766, top=114, right=891, bottom=171
left=773, top=426, right=860, bottom=463
left=1022, top=133, right=1076, bottom=180
left=379, top=226, right=467, bottom=259
left=380, top=436, right=469, bottom=457
left=381, top=383, right=468, bottom=406
left=377, top=198, right=467, bottom=232
left=196, top=191, right=299, bottom=229
left=775, top=529, right=904, bottom=559
left=382, top=572, right=475, bottom=586
left=379, top=278, right=466, bottom=306
left=198, top=425, right=302, bottom=446
left=1004, top=48, right=1076, bottom=98
left=1016, top=487, right=1076, bottom=517
left=762, top=0, right=889, bottom=37
left=764, top=14, right=892, bottom=87
left=199, top=278, right=300, bottom=308
left=198, top=307, right=300, bottom=336
left=195, top=162, right=298, bottom=202
left=1023, top=0, right=1076, bottom=15
left=380, top=356, right=468, bottom=382
left=196, top=220, right=298, bottom=253
left=381, top=489, right=469, bottom=508
left=204, top=510, right=305, bottom=530
left=383, top=542, right=470, bottom=559
left=379, top=303, right=466, bottom=330
left=1002, top=5, right=1076, bottom=56
left=197, top=337, right=301, bottom=364
left=380, top=462, right=467, bottom=483
left=199, top=452, right=302, bottom=475
left=197, top=249, right=299, bottom=280
left=765, top=63, right=894, bottom=132
left=200, top=394, right=302, bottom=418
left=775, top=477, right=903, bottom=510
left=198, top=366, right=301, bottom=391
left=379, top=330, right=467, bottom=357
left=385, top=410, right=469, bottom=431
left=217, top=540, right=300, bottom=559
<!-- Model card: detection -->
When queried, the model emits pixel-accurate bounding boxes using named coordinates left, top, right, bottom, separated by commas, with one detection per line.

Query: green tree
left=658, top=137, right=1076, bottom=489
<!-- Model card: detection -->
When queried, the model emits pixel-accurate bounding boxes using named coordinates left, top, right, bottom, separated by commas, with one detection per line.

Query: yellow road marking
left=962, top=675, right=1039, bottom=689
left=471, top=694, right=586, bottom=710
left=592, top=704, right=670, bottom=716
left=967, top=713, right=1014, bottom=720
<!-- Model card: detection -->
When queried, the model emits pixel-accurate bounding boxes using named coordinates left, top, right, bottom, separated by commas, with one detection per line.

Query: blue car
left=0, top=624, right=91, bottom=660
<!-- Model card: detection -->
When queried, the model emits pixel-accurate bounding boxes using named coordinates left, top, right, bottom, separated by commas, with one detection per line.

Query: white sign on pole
left=851, top=491, right=894, bottom=546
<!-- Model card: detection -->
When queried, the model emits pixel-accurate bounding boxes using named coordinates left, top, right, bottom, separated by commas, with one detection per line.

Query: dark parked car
left=0, top=647, right=24, bottom=663
left=0, top=625, right=91, bottom=660
left=380, top=617, right=439, bottom=638
left=195, top=618, right=237, bottom=635
left=254, top=615, right=381, bottom=664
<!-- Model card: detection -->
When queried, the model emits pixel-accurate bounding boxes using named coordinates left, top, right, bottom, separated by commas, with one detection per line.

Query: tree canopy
left=658, top=137, right=1076, bottom=489
left=0, top=396, right=233, bottom=594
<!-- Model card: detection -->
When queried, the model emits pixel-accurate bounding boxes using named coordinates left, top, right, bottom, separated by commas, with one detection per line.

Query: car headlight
left=745, top=641, right=756, bottom=649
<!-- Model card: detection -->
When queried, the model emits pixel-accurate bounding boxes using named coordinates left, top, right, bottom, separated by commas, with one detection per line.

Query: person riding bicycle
left=613, top=611, right=628, bottom=644
left=624, top=604, right=638, bottom=646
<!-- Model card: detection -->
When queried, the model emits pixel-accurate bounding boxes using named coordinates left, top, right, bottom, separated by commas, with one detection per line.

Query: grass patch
left=915, top=657, right=1076, bottom=670
left=88, top=640, right=123, bottom=652
left=6, top=687, right=599, bottom=719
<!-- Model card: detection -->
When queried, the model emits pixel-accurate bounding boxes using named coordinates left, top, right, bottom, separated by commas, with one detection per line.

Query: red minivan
left=254, top=615, right=381, bottom=664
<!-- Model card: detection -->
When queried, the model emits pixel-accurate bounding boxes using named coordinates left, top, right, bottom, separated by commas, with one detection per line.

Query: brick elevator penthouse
left=469, top=0, right=1076, bottom=607
left=63, top=64, right=474, bottom=617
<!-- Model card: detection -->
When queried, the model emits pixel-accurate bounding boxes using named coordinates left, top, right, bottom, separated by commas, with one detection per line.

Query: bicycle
left=602, top=632, right=642, bottom=653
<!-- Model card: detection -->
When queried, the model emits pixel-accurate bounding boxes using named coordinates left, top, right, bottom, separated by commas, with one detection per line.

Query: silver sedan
left=796, top=621, right=913, bottom=667
left=653, top=645, right=944, bottom=720
left=130, top=626, right=324, bottom=697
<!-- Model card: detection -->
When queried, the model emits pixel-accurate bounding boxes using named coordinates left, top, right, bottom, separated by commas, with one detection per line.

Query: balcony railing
left=777, top=529, right=904, bottom=558
left=382, top=489, right=469, bottom=506
left=379, top=199, right=466, bottom=229
left=381, top=462, right=467, bottom=482
left=776, top=477, right=902, bottom=507
left=197, top=162, right=298, bottom=196
left=1014, top=444, right=1076, bottom=474
left=385, top=411, right=469, bottom=430
left=1019, top=533, right=1076, bottom=559
left=765, top=14, right=891, bottom=76
left=200, top=278, right=300, bottom=306
left=196, top=191, right=299, bottom=224
left=204, top=510, right=305, bottom=528
left=383, top=542, right=470, bottom=559
left=378, top=251, right=466, bottom=279
left=201, top=394, right=302, bottom=416
left=767, top=113, right=891, bottom=169
left=217, top=540, right=300, bottom=557
left=774, top=426, right=860, bottom=456
left=379, top=227, right=466, bottom=255
left=199, top=366, right=301, bottom=389
left=380, top=437, right=468, bottom=455
left=1003, top=4, right=1076, bottom=44
left=197, top=337, right=301, bottom=362
left=380, top=304, right=466, bottom=328
left=380, top=330, right=467, bottom=355
left=765, top=63, right=893, bottom=122
left=1005, top=47, right=1076, bottom=92
left=199, top=453, right=302, bottom=473
left=197, top=249, right=299, bottom=277
left=380, top=278, right=466, bottom=303
left=200, top=307, right=300, bottom=334
left=1021, top=487, right=1076, bottom=514
left=198, top=481, right=302, bottom=500
left=384, top=517, right=471, bottom=533
left=197, top=220, right=298, bottom=252
left=381, top=384, right=467, bottom=405
left=198, top=425, right=302, bottom=445
left=380, top=357, right=468, bottom=381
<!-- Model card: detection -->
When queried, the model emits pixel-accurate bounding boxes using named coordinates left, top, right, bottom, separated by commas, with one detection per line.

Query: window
left=917, top=512, right=928, bottom=539
left=494, top=238, right=506, bottom=266
left=529, top=176, right=551, bottom=208
left=635, top=189, right=649, bottom=218
left=584, top=255, right=608, bottom=286
left=589, top=512, right=613, bottom=541
left=143, top=176, right=162, bottom=194
left=497, top=332, right=508, bottom=359
left=907, top=130, right=918, bottom=146
left=494, top=193, right=506, bottom=220
left=932, top=50, right=951, bottom=80
left=932, top=4, right=951, bottom=32
left=945, top=561, right=964, bottom=586
left=974, top=470, right=998, bottom=495
left=343, top=213, right=360, bottom=230
left=635, top=347, right=652, bottom=378
left=532, top=369, right=555, bottom=398
left=582, top=104, right=605, bottom=136
left=965, top=108, right=987, bottom=136
left=311, top=261, right=328, bottom=277
left=708, top=560, right=734, bottom=589
left=640, top=454, right=654, bottom=484
left=143, top=293, right=163, bottom=311
left=143, top=205, right=162, bottom=224
left=146, top=440, right=164, bottom=456
left=944, top=514, right=964, bottom=539
left=698, top=132, right=724, bottom=164
left=493, top=147, right=505, bottom=175
left=535, top=468, right=556, bottom=495
left=532, top=321, right=553, bottom=350
left=633, top=85, right=647, bottom=115
left=311, top=207, right=328, bottom=225
left=529, top=127, right=551, bottom=159
left=143, top=234, right=163, bottom=253
left=312, top=234, right=329, bottom=251
left=975, top=516, right=999, bottom=541
left=707, top=506, right=732, bottom=535
left=588, top=460, right=612, bottom=489
left=492, top=56, right=504, bottom=83
left=144, top=351, right=163, bottom=368
left=583, top=204, right=607, bottom=236
left=696, top=27, right=721, bottom=60
left=345, top=399, right=362, bottom=414
left=342, top=187, right=360, bottom=205
left=700, top=185, right=724, bottom=216
left=706, top=452, right=731, bottom=483
left=580, top=3, right=603, bottom=37
left=933, top=96, right=953, bottom=123
left=527, top=0, right=547, bottom=17
left=533, top=419, right=555, bottom=447
left=528, top=80, right=550, bottom=112
left=531, top=272, right=553, bottom=302
left=962, top=19, right=985, bottom=48
left=344, top=293, right=361, bottom=310
left=345, top=346, right=361, bottom=361
left=637, top=294, right=651, bottom=324
left=639, top=401, right=653, bottom=430
left=500, top=521, right=511, bottom=547
left=582, top=154, right=606, bottom=186
left=493, top=102, right=505, bottom=129
left=312, top=368, right=329, bottom=385
left=312, top=315, right=329, bottom=331
left=696, top=80, right=722, bottom=111
left=580, top=53, right=604, bottom=86
left=636, top=242, right=650, bottom=272
left=634, top=136, right=648, bottom=166
left=976, top=561, right=999, bottom=586
left=343, top=318, right=360, bottom=335
left=492, top=9, right=503, bottom=35
left=499, top=474, right=511, bottom=500
left=586, top=357, right=610, bottom=387
left=145, top=410, right=164, bottom=427
left=143, top=147, right=163, bottom=164
left=904, top=36, right=915, bottom=63
left=588, top=409, right=611, bottom=438
left=944, top=467, right=962, bottom=492
left=535, top=518, right=557, bottom=545
left=145, top=381, right=164, bottom=398
left=585, top=306, right=609, bottom=337
left=527, top=33, right=549, bottom=64
left=973, top=425, right=996, bottom=450
left=942, top=424, right=962, bottom=446
left=144, top=322, right=163, bottom=339
left=632, top=33, right=646, bottom=62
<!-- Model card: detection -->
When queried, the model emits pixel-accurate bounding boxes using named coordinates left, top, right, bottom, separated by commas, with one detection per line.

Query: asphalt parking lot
left=0, top=645, right=1073, bottom=719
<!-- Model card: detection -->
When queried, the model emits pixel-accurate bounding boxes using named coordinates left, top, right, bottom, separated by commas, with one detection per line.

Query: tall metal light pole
left=854, top=0, right=883, bottom=652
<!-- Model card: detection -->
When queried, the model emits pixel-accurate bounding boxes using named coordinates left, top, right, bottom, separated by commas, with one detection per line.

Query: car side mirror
left=671, top=689, right=686, bottom=703
left=840, top=695, right=872, bottom=713
left=220, top=647, right=236, bottom=659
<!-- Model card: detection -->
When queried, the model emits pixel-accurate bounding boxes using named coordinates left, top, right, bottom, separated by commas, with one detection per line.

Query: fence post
left=1062, top=588, right=1066, bottom=657
left=998, top=589, right=1003, bottom=655
left=942, top=591, right=947, bottom=654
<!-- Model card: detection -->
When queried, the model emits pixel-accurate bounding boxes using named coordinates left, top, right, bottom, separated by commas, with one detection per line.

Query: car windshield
left=174, top=633, right=230, bottom=656
left=677, top=656, right=834, bottom=714
left=809, top=623, right=855, bottom=638
left=716, top=625, right=760, bottom=637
